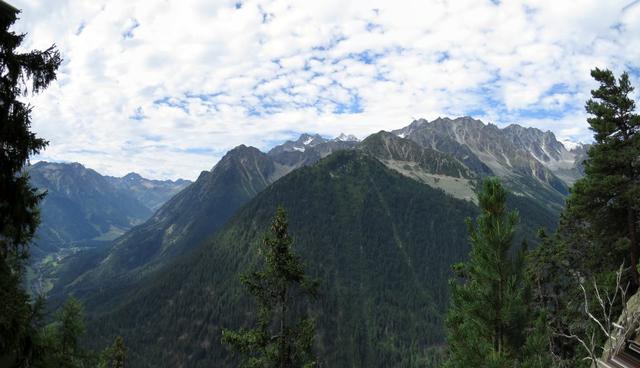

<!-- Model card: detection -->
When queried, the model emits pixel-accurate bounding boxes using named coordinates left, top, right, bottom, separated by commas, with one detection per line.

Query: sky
left=11, top=0, right=640, bottom=180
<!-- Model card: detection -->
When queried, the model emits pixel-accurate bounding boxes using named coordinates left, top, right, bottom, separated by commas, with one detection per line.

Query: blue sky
left=12, top=0, right=640, bottom=180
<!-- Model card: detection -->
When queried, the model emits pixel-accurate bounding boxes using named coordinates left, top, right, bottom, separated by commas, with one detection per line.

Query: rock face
left=335, top=133, right=359, bottom=142
left=268, top=133, right=359, bottom=168
left=392, top=116, right=589, bottom=209
left=392, top=117, right=494, bottom=176
left=501, top=124, right=586, bottom=185
left=395, top=116, right=588, bottom=185
left=358, top=131, right=478, bottom=202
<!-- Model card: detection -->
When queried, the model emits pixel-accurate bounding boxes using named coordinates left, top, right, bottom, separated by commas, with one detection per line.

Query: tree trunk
left=628, top=208, right=639, bottom=291
left=497, top=279, right=503, bottom=355
left=280, top=287, right=287, bottom=368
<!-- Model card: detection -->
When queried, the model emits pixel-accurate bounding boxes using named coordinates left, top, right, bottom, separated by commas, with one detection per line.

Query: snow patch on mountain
left=560, top=139, right=583, bottom=151
left=334, top=133, right=359, bottom=142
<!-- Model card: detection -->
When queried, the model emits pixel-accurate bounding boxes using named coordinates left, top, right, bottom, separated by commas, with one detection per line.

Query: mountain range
left=26, top=162, right=190, bottom=294
left=54, top=133, right=362, bottom=300
left=105, top=172, right=191, bottom=211
left=44, top=117, right=587, bottom=367
left=392, top=117, right=586, bottom=208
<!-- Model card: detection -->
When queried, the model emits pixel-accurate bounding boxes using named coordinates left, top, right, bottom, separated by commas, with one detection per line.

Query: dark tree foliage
left=527, top=68, right=640, bottom=367
left=35, top=297, right=121, bottom=368
left=98, top=336, right=127, bottom=368
left=39, top=297, right=91, bottom=368
left=567, top=68, right=640, bottom=287
left=526, top=227, right=603, bottom=368
left=445, top=178, right=547, bottom=367
left=222, top=207, right=319, bottom=368
left=110, top=336, right=127, bottom=368
left=0, top=2, right=61, bottom=366
left=57, top=297, right=85, bottom=360
left=30, top=297, right=90, bottom=368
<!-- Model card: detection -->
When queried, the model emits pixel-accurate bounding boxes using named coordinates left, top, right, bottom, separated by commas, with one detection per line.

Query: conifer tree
left=30, top=297, right=89, bottom=368
left=0, top=2, right=61, bottom=365
left=111, top=336, right=126, bottom=368
left=56, top=298, right=85, bottom=360
left=98, top=336, right=126, bottom=368
left=525, top=68, right=640, bottom=366
left=444, top=178, right=529, bottom=367
left=222, top=207, right=318, bottom=368
left=566, top=68, right=640, bottom=288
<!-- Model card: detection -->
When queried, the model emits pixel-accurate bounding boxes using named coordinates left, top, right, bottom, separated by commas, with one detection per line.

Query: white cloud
left=10, top=0, right=640, bottom=179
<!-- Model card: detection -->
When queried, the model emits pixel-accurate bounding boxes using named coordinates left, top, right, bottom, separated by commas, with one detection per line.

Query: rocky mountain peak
left=334, top=133, right=360, bottom=142
left=33, top=161, right=84, bottom=173
left=435, top=116, right=486, bottom=129
left=389, top=116, right=586, bottom=197
left=268, top=133, right=328, bottom=155
left=224, top=144, right=264, bottom=159
left=212, top=144, right=266, bottom=171
left=295, top=133, right=327, bottom=147
left=123, top=172, right=143, bottom=181
left=560, top=139, right=586, bottom=152
left=391, top=118, right=428, bottom=138
left=502, top=124, right=566, bottom=163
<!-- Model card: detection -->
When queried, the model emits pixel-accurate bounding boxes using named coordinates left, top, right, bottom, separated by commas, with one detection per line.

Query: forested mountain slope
left=85, top=150, right=558, bottom=368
